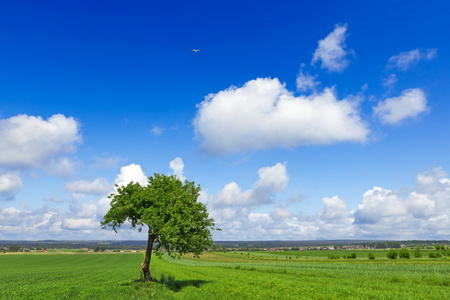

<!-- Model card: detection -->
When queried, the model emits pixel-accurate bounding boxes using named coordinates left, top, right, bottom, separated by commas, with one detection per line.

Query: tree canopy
left=101, top=173, right=218, bottom=281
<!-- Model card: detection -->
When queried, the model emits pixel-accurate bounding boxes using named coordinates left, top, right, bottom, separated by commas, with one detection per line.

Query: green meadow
left=1, top=250, right=450, bottom=299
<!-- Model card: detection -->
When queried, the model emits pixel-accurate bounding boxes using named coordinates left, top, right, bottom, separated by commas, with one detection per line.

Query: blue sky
left=1, top=0, right=450, bottom=241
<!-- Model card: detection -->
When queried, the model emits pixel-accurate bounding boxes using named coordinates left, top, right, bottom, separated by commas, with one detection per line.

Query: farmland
left=1, top=250, right=450, bottom=299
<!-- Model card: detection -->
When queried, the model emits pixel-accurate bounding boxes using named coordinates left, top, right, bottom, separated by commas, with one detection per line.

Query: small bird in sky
left=191, top=49, right=200, bottom=53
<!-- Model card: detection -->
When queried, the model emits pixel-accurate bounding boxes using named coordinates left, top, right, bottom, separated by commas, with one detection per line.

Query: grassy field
left=1, top=250, right=450, bottom=299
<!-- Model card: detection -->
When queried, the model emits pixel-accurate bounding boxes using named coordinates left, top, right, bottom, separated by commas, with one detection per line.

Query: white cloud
left=211, top=182, right=247, bottom=209
left=65, top=178, right=113, bottom=199
left=205, top=163, right=450, bottom=241
left=98, top=163, right=148, bottom=216
left=0, top=206, right=67, bottom=239
left=0, top=200, right=153, bottom=239
left=169, top=157, right=186, bottom=181
left=388, top=48, right=438, bottom=71
left=350, top=168, right=450, bottom=239
left=407, top=168, right=450, bottom=219
left=0, top=114, right=81, bottom=170
left=97, top=196, right=113, bottom=217
left=199, top=163, right=293, bottom=239
left=382, top=74, right=398, bottom=89
left=199, top=163, right=288, bottom=231
left=415, top=167, right=447, bottom=193
left=114, top=163, right=148, bottom=187
left=4, top=163, right=450, bottom=240
left=0, top=163, right=157, bottom=240
left=254, top=163, right=289, bottom=192
left=212, top=162, right=288, bottom=208
left=248, top=213, right=272, bottom=224
left=44, top=157, right=82, bottom=178
left=62, top=218, right=99, bottom=230
left=353, top=187, right=408, bottom=225
left=0, top=171, right=23, bottom=201
left=0, top=207, right=26, bottom=226
left=320, top=196, right=348, bottom=222
left=296, top=68, right=320, bottom=92
left=32, top=212, right=56, bottom=228
left=408, top=191, right=436, bottom=219
left=194, top=77, right=369, bottom=154
left=311, top=23, right=352, bottom=72
left=270, top=206, right=294, bottom=220
left=373, top=88, right=428, bottom=124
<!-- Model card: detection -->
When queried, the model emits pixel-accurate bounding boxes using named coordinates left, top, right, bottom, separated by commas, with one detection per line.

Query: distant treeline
left=0, top=240, right=148, bottom=250
left=1, top=239, right=449, bottom=251
left=212, top=240, right=450, bottom=249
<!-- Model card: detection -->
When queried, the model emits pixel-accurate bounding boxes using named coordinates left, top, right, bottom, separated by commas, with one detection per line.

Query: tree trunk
left=142, top=232, right=157, bottom=281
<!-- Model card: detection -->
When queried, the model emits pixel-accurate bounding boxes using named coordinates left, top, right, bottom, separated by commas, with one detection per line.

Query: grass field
left=1, top=250, right=450, bottom=299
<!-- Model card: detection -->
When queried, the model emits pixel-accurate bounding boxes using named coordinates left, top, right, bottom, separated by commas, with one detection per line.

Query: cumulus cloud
left=114, top=163, right=148, bottom=187
left=203, top=163, right=450, bottom=241
left=353, top=187, right=408, bottom=225
left=320, top=196, right=349, bottom=222
left=206, top=162, right=289, bottom=209
left=97, top=163, right=148, bottom=216
left=350, top=167, right=450, bottom=239
left=254, top=163, right=289, bottom=192
left=0, top=171, right=23, bottom=200
left=0, top=114, right=81, bottom=170
left=0, top=163, right=155, bottom=240
left=312, top=23, right=352, bottom=73
left=169, top=157, right=186, bottom=181
left=373, top=88, right=429, bottom=124
left=199, top=163, right=310, bottom=240
left=408, top=167, right=450, bottom=219
left=194, top=77, right=369, bottom=154
left=208, top=191, right=355, bottom=241
left=0, top=206, right=68, bottom=239
left=388, top=48, right=438, bottom=71
left=4, top=162, right=450, bottom=240
left=65, top=178, right=113, bottom=199
left=0, top=207, right=40, bottom=227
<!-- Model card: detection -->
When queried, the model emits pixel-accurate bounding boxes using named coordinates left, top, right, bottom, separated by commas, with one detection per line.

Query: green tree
left=387, top=249, right=398, bottom=259
left=413, top=246, right=422, bottom=258
left=375, top=242, right=387, bottom=249
left=428, top=251, right=442, bottom=258
left=399, top=247, right=410, bottom=259
left=8, top=245, right=21, bottom=252
left=368, top=252, right=375, bottom=260
left=101, top=173, right=219, bottom=281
